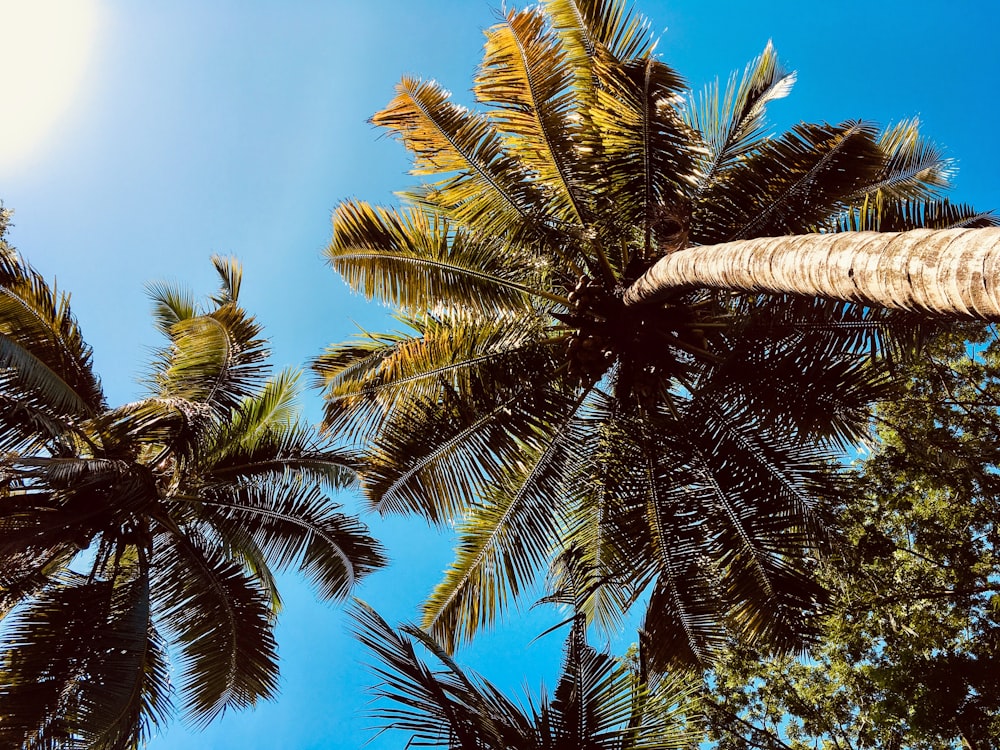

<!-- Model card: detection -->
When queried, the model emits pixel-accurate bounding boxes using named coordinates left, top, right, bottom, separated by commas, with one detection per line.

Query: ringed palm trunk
left=624, top=227, right=1000, bottom=321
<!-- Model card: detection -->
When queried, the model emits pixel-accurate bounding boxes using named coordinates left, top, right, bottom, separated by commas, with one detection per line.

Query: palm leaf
left=371, top=77, right=549, bottom=242
left=326, top=200, right=559, bottom=315
left=684, top=41, right=796, bottom=189
left=0, top=246, right=105, bottom=420
left=475, top=6, right=589, bottom=226
left=194, top=480, right=386, bottom=601
left=150, top=532, right=279, bottom=727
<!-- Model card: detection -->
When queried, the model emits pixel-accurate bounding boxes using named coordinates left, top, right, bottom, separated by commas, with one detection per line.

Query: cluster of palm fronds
left=313, top=0, right=996, bottom=674
left=0, top=237, right=385, bottom=748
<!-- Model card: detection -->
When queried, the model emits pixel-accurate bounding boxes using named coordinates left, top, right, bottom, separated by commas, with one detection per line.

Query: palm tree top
left=0, top=239, right=385, bottom=748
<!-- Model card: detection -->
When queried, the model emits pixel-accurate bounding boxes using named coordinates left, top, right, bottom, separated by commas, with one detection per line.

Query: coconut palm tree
left=313, top=0, right=996, bottom=670
left=351, top=599, right=698, bottom=750
left=0, top=234, right=386, bottom=749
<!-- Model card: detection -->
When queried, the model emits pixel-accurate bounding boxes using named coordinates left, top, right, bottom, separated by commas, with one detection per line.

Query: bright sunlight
left=0, top=0, right=102, bottom=171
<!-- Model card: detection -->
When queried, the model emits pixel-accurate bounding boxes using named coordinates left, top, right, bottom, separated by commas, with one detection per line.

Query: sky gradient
left=3, top=1, right=999, bottom=748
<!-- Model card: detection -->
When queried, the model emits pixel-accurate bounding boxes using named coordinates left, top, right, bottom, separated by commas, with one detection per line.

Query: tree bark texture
left=623, top=227, right=1000, bottom=321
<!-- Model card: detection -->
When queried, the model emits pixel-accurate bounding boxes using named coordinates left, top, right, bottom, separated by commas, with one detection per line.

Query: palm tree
left=313, top=0, right=996, bottom=670
left=0, top=232, right=386, bottom=749
left=351, top=600, right=698, bottom=749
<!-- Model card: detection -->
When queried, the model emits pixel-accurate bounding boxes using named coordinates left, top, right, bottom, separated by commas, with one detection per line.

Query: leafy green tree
left=314, top=0, right=995, bottom=670
left=351, top=600, right=699, bottom=749
left=0, top=229, right=386, bottom=749
left=702, top=322, right=1000, bottom=749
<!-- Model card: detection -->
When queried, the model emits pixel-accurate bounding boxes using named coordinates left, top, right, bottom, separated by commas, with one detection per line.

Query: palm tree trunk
left=623, top=227, right=1000, bottom=320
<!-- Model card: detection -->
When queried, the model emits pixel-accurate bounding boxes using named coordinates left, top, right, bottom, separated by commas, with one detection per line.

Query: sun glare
left=0, top=0, right=102, bottom=172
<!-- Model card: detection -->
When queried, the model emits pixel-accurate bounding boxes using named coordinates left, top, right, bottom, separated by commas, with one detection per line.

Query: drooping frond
left=315, top=313, right=556, bottom=444
left=194, top=480, right=386, bottom=601
left=419, top=399, right=587, bottom=649
left=0, top=569, right=172, bottom=750
left=150, top=532, right=279, bottom=727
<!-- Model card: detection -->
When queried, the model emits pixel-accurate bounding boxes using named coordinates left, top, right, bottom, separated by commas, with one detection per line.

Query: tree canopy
left=0, top=230, right=385, bottom=748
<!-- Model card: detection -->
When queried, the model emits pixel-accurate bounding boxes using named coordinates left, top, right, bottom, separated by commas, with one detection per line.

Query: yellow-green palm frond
left=0, top=244, right=105, bottom=423
left=327, top=201, right=563, bottom=316
left=152, top=301, right=269, bottom=418
left=419, top=394, right=590, bottom=651
left=475, top=7, right=590, bottom=227
left=844, top=119, right=953, bottom=206
left=589, top=55, right=698, bottom=258
left=209, top=254, right=242, bottom=307
left=372, top=77, right=549, bottom=241
left=315, top=314, right=555, bottom=442
left=147, top=280, right=198, bottom=336
left=544, top=0, right=655, bottom=66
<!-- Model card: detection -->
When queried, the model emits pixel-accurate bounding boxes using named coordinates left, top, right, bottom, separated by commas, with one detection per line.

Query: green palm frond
left=846, top=119, right=952, bottom=204
left=150, top=532, right=279, bottom=727
left=351, top=601, right=699, bottom=750
left=684, top=41, right=795, bottom=189
left=153, top=300, right=269, bottom=417
left=210, top=255, right=242, bottom=307
left=419, top=422, right=578, bottom=650
left=589, top=54, right=697, bottom=257
left=146, top=280, right=198, bottom=335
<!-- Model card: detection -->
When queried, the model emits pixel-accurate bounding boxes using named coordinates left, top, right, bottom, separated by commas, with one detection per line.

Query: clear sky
left=2, top=0, right=999, bottom=748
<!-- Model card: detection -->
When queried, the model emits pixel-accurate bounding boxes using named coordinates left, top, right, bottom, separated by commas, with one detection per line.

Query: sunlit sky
left=2, top=1, right=999, bottom=748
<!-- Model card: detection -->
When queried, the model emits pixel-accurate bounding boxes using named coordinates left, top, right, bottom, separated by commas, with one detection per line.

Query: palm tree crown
left=0, top=235, right=385, bottom=749
left=314, top=0, right=996, bottom=670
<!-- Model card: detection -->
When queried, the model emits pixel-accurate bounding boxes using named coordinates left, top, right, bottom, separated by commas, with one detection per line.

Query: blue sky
left=2, top=1, right=999, bottom=748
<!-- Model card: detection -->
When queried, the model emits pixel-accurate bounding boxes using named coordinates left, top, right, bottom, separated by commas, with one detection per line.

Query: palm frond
left=695, top=121, right=883, bottom=243
left=315, top=314, right=555, bottom=443
left=146, top=280, right=198, bottom=336
left=326, top=201, right=559, bottom=315
left=475, top=6, right=590, bottom=226
left=684, top=41, right=796, bottom=189
left=150, top=532, right=279, bottom=727
left=589, top=55, right=697, bottom=257
left=419, top=406, right=583, bottom=650
left=193, top=480, right=386, bottom=600
left=545, top=0, right=655, bottom=66
left=0, top=246, right=105, bottom=420
left=210, top=255, right=242, bottom=307
left=152, top=302, right=269, bottom=417
left=371, top=77, right=549, bottom=242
